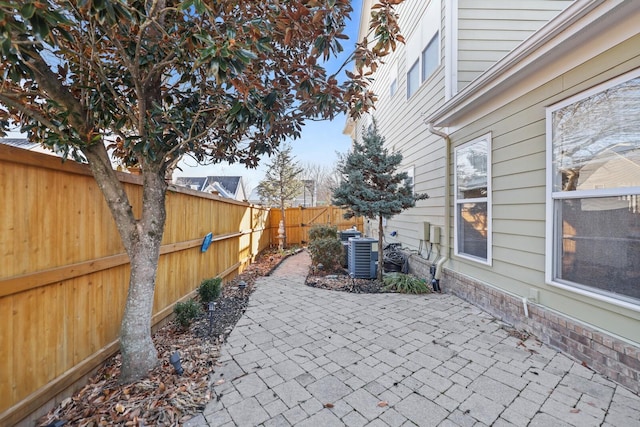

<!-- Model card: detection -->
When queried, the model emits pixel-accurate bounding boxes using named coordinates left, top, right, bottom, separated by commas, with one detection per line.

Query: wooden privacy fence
left=0, top=145, right=274, bottom=426
left=0, top=144, right=363, bottom=426
left=269, top=206, right=363, bottom=244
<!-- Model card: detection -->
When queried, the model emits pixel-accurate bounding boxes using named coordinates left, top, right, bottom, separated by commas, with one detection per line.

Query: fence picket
left=0, top=144, right=362, bottom=425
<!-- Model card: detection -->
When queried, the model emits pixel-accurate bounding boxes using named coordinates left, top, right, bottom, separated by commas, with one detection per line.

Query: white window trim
left=544, top=68, right=640, bottom=312
left=454, top=133, right=492, bottom=265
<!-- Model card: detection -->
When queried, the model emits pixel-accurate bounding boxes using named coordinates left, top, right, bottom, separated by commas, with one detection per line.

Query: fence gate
left=269, top=206, right=363, bottom=245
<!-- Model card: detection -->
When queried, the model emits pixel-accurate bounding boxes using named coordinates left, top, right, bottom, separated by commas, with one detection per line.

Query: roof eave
left=425, top=0, right=635, bottom=128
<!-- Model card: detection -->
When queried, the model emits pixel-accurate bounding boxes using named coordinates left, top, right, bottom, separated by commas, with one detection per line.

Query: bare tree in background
left=301, top=162, right=335, bottom=206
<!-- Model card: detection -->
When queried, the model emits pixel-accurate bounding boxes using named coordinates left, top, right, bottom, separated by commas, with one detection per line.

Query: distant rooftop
left=0, top=138, right=38, bottom=149
left=174, top=175, right=247, bottom=201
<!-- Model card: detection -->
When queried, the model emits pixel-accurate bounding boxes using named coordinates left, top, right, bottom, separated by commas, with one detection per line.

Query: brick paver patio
left=185, top=251, right=640, bottom=427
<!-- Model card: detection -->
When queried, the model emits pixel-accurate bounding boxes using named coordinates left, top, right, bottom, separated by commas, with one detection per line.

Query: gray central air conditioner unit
left=348, top=237, right=379, bottom=279
left=339, top=229, right=361, bottom=241
left=340, top=229, right=362, bottom=267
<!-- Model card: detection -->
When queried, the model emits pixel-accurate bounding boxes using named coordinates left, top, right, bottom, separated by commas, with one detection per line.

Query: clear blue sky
left=175, top=3, right=363, bottom=190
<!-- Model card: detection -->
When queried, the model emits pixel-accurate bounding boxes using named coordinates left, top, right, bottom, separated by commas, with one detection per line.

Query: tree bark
left=118, top=169, right=168, bottom=383
left=83, top=143, right=167, bottom=382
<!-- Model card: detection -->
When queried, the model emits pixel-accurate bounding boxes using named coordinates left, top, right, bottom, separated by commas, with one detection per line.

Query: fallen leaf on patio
left=215, top=379, right=225, bottom=385
left=115, top=403, right=125, bottom=413
left=570, top=408, right=580, bottom=413
left=324, top=403, right=334, bottom=408
left=377, top=401, right=388, bottom=407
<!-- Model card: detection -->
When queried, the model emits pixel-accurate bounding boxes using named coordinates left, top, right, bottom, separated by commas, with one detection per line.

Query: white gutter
left=425, top=122, right=451, bottom=282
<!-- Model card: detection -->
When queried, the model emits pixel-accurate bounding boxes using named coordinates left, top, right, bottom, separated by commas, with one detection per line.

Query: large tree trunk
left=83, top=143, right=167, bottom=383
left=377, top=216, right=384, bottom=282
left=119, top=170, right=167, bottom=382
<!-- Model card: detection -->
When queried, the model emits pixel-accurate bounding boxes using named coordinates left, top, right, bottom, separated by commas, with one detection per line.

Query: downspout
left=425, top=122, right=451, bottom=290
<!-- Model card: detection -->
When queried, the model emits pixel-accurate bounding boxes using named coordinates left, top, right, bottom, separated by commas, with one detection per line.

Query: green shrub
left=308, top=237, right=344, bottom=271
left=198, top=277, right=222, bottom=303
left=308, top=224, right=338, bottom=241
left=383, top=273, right=431, bottom=294
left=174, top=298, right=202, bottom=328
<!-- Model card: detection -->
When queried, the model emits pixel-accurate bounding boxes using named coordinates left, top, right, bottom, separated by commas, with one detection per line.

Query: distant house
left=174, top=176, right=247, bottom=201
left=351, top=0, right=640, bottom=393
left=247, top=187, right=262, bottom=205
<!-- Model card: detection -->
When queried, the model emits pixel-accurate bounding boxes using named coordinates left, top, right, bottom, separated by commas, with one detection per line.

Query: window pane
left=422, top=34, right=438, bottom=82
left=456, top=139, right=488, bottom=199
left=557, top=196, right=640, bottom=301
left=551, top=77, right=640, bottom=191
left=407, top=60, right=419, bottom=98
left=457, top=202, right=488, bottom=259
left=390, top=78, right=397, bottom=97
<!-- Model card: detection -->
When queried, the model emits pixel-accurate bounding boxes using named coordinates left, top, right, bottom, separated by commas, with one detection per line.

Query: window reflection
left=552, top=77, right=640, bottom=192
left=456, top=141, right=487, bottom=199
left=455, top=136, right=490, bottom=262
left=458, top=202, right=488, bottom=259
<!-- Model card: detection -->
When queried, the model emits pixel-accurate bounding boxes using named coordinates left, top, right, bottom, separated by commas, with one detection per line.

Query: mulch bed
left=37, top=248, right=389, bottom=426
left=304, top=269, right=386, bottom=293
left=37, top=247, right=292, bottom=427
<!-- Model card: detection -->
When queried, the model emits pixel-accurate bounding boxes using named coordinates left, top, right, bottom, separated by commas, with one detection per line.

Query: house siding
left=359, top=0, right=640, bottom=391
left=445, top=31, right=640, bottom=338
left=457, top=0, right=573, bottom=90
left=356, top=0, right=572, bottom=253
left=358, top=0, right=449, bottom=249
left=429, top=28, right=640, bottom=392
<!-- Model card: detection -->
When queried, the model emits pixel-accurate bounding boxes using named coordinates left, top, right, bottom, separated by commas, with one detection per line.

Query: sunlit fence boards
left=0, top=145, right=274, bottom=425
left=269, top=206, right=363, bottom=244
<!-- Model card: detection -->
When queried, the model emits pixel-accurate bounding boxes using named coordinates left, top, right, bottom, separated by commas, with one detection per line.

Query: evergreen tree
left=333, top=121, right=428, bottom=281
left=257, top=145, right=304, bottom=247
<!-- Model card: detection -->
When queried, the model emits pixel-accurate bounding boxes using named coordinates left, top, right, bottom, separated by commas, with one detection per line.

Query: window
left=546, top=70, right=640, bottom=304
left=390, top=59, right=398, bottom=97
left=407, top=60, right=419, bottom=98
left=455, top=134, right=491, bottom=263
left=422, top=34, right=438, bottom=83
left=405, top=0, right=440, bottom=99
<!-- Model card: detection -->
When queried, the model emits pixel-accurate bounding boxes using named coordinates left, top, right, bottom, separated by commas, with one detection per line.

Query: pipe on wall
left=425, top=121, right=452, bottom=286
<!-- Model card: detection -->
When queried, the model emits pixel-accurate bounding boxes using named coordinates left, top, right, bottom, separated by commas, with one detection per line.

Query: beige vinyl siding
left=457, top=0, right=572, bottom=91
left=447, top=34, right=640, bottom=344
left=356, top=0, right=448, bottom=251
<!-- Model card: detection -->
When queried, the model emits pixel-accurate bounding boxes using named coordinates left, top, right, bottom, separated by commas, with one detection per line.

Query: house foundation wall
left=407, top=253, right=640, bottom=394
